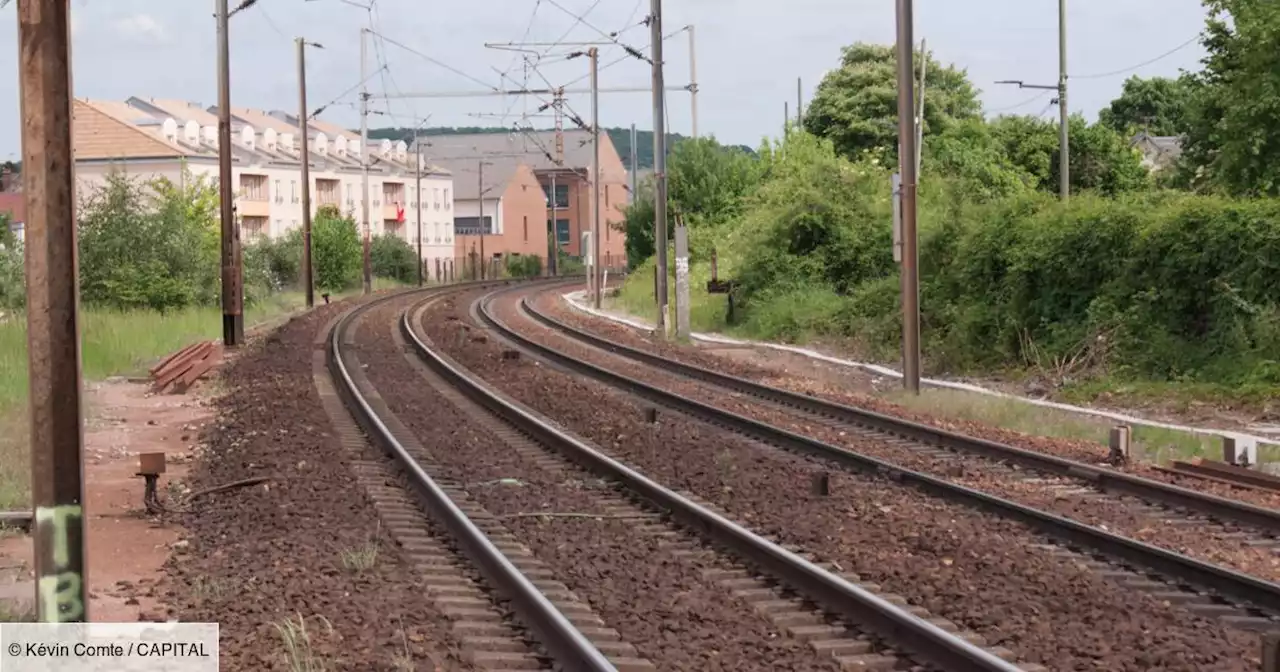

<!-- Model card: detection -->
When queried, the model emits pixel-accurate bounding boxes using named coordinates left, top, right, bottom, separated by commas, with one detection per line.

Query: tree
left=803, top=43, right=982, bottom=163
left=617, top=137, right=764, bottom=268
left=1098, top=76, right=1193, bottom=137
left=1179, top=0, right=1280, bottom=195
left=311, top=205, right=362, bottom=292
left=988, top=114, right=1150, bottom=195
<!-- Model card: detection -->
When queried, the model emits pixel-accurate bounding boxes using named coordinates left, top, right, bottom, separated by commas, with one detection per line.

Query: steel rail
left=473, top=288, right=1280, bottom=615
left=328, top=281, right=617, bottom=672
left=522, top=296, right=1280, bottom=534
left=402, top=294, right=1024, bottom=672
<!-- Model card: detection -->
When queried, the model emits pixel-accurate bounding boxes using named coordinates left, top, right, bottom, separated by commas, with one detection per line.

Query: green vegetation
left=369, top=233, right=418, bottom=285
left=0, top=169, right=404, bottom=510
left=614, top=18, right=1280, bottom=418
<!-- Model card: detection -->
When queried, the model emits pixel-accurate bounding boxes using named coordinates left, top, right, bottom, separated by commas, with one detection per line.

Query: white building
left=71, top=97, right=456, bottom=275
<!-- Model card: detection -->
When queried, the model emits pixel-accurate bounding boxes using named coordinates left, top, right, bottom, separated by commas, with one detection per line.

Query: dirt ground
left=0, top=378, right=211, bottom=621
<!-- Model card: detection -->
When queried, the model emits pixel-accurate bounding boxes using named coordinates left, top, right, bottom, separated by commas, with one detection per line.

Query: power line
left=540, top=0, right=605, bottom=57
left=1074, top=35, right=1201, bottom=80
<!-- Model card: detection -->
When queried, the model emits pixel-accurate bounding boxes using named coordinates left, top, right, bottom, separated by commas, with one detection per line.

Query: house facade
left=415, top=129, right=629, bottom=272
left=71, top=97, right=458, bottom=280
left=428, top=154, right=551, bottom=278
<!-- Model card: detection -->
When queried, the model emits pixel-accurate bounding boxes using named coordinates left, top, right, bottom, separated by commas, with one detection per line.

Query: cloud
left=110, top=13, right=167, bottom=44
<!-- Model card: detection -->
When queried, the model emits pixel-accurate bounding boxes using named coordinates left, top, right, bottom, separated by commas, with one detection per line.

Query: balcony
left=383, top=203, right=405, bottom=223
left=237, top=200, right=271, bottom=218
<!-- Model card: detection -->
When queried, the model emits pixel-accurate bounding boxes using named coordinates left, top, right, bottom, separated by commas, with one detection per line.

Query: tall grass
left=0, top=290, right=334, bottom=510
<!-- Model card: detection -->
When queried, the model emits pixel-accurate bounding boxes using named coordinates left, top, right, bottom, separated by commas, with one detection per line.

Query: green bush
left=77, top=171, right=222, bottom=311
left=247, top=228, right=304, bottom=291
left=312, top=206, right=362, bottom=292
left=370, top=233, right=417, bottom=284
left=505, top=254, right=542, bottom=278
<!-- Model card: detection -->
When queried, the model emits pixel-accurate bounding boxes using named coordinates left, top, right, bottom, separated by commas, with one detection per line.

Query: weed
left=274, top=612, right=333, bottom=672
left=190, top=576, right=238, bottom=604
left=339, top=539, right=379, bottom=574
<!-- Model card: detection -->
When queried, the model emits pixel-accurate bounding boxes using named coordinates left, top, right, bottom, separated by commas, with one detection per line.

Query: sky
left=0, top=0, right=1213, bottom=161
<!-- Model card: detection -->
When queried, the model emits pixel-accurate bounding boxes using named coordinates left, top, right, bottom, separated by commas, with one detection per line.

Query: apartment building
left=414, top=129, right=629, bottom=270
left=70, top=97, right=457, bottom=276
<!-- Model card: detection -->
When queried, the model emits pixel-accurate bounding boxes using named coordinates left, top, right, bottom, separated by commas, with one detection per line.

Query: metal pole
left=297, top=38, right=315, bottom=308
left=590, top=48, right=603, bottom=308
left=478, top=161, right=485, bottom=280
left=217, top=0, right=243, bottom=346
left=915, top=38, right=927, bottom=179
left=1058, top=0, right=1070, bottom=201
left=629, top=123, right=638, bottom=203
left=549, top=172, right=558, bottom=276
left=895, top=0, right=921, bottom=395
left=19, top=0, right=88, bottom=623
left=688, top=25, right=698, bottom=139
left=797, top=77, right=803, bottom=125
left=650, top=0, right=669, bottom=335
left=416, top=137, right=423, bottom=286
left=360, top=28, right=372, bottom=294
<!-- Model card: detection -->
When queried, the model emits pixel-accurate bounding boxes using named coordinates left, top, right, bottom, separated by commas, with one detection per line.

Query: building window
left=543, top=183, right=569, bottom=208
left=551, top=219, right=570, bottom=245
left=242, top=216, right=268, bottom=240
left=523, top=215, right=528, bottom=241
left=454, top=216, right=493, bottom=236
left=317, top=179, right=340, bottom=206
left=274, top=180, right=282, bottom=203
left=239, top=174, right=268, bottom=201
left=444, top=189, right=449, bottom=209
left=291, top=180, right=298, bottom=203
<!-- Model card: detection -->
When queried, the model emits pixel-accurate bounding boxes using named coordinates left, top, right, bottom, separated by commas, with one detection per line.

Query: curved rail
left=522, top=296, right=1280, bottom=534
left=472, top=286, right=1280, bottom=615
left=404, top=290, right=1024, bottom=672
left=327, top=281, right=617, bottom=672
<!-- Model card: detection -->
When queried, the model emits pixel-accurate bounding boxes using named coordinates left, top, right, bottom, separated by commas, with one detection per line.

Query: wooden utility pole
left=217, top=0, right=244, bottom=345
left=18, top=0, right=88, bottom=623
left=1058, top=0, right=1070, bottom=201
left=297, top=38, right=315, bottom=308
left=687, top=25, right=698, bottom=139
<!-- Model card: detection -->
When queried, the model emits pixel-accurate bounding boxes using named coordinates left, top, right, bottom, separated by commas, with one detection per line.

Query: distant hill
left=366, top=126, right=752, bottom=170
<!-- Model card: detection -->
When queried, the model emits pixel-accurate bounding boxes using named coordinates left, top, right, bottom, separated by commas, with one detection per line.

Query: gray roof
left=427, top=154, right=525, bottom=201
left=413, top=129, right=603, bottom=170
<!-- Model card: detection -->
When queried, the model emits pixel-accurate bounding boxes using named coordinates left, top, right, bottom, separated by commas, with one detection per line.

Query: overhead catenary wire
left=1073, top=35, right=1201, bottom=80
left=371, top=28, right=502, bottom=92
left=541, top=0, right=650, bottom=63
left=986, top=90, right=1053, bottom=115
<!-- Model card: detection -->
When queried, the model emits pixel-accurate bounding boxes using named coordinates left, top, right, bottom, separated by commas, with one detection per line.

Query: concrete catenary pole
left=360, top=27, right=373, bottom=294
left=895, top=0, right=922, bottom=394
left=19, top=0, right=89, bottom=623
left=1058, top=0, right=1070, bottom=201
left=590, top=48, right=603, bottom=308
left=297, top=38, right=315, bottom=308
left=217, top=0, right=243, bottom=345
left=650, top=0, right=669, bottom=335
left=687, top=24, right=698, bottom=139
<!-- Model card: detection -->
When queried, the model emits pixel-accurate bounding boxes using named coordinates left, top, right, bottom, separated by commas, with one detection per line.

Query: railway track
left=473, top=283, right=1280, bottom=634
left=331, top=280, right=1036, bottom=671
